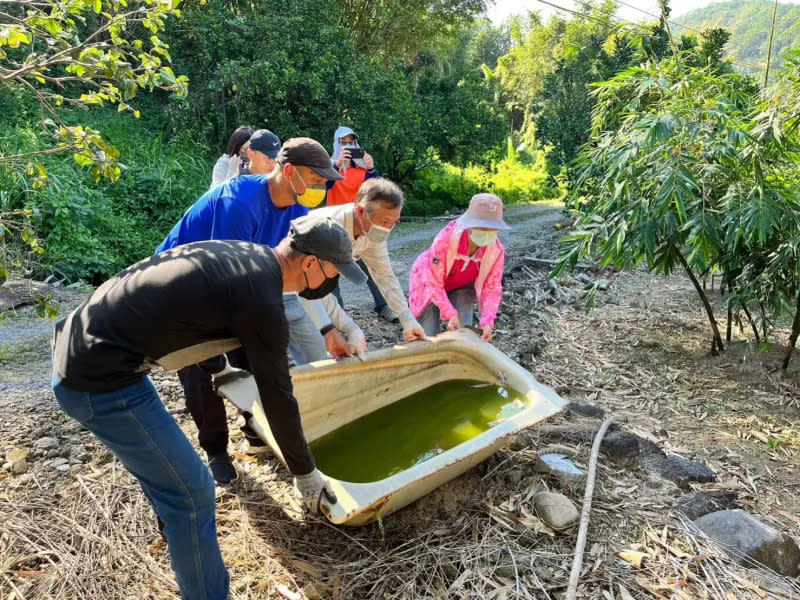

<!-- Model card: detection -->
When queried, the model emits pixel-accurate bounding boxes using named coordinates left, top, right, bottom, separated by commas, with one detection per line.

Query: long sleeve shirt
left=52, top=240, right=315, bottom=475
left=311, top=203, right=419, bottom=331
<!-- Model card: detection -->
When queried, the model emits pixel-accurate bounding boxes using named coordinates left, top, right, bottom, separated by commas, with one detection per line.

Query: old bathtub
left=217, top=329, right=565, bottom=526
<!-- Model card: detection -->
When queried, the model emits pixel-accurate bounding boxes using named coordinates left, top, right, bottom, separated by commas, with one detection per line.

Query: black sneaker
left=207, top=452, right=238, bottom=484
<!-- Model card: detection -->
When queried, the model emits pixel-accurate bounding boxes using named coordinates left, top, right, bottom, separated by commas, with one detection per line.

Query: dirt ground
left=1, top=202, right=799, bottom=600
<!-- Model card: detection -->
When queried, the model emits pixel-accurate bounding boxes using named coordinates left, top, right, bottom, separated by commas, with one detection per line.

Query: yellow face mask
left=290, top=169, right=327, bottom=208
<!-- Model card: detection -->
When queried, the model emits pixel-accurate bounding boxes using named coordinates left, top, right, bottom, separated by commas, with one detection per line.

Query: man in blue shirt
left=157, top=137, right=356, bottom=484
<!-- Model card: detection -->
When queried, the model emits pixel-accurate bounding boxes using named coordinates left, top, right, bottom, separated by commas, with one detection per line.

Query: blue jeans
left=53, top=375, right=229, bottom=600
left=284, top=293, right=328, bottom=364
left=418, top=286, right=476, bottom=337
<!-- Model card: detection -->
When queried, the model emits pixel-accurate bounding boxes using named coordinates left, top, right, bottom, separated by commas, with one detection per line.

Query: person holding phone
left=210, top=125, right=253, bottom=189
left=328, top=126, right=379, bottom=204
left=327, top=126, right=399, bottom=322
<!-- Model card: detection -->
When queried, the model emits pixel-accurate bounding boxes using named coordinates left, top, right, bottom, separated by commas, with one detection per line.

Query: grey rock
left=11, top=458, right=28, bottom=475
left=534, top=454, right=586, bottom=486
left=577, top=273, right=593, bottom=285
left=45, top=449, right=60, bottom=458
left=693, top=510, right=800, bottom=577
left=55, top=463, right=71, bottom=473
left=674, top=491, right=738, bottom=521
left=35, top=436, right=58, bottom=450
left=596, top=278, right=611, bottom=291
left=566, top=402, right=605, bottom=418
left=534, top=491, right=580, bottom=531
left=50, top=457, right=69, bottom=468
left=642, top=453, right=715, bottom=489
left=600, top=430, right=642, bottom=464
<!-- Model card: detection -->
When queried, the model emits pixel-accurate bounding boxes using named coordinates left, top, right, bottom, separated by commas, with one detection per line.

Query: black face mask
left=299, top=261, right=340, bottom=300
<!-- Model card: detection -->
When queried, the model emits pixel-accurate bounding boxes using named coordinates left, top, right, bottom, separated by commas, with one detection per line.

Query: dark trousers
left=332, top=258, right=387, bottom=311
left=176, top=348, right=249, bottom=456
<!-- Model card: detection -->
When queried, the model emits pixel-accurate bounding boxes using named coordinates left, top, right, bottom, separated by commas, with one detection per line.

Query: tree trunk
left=782, top=290, right=800, bottom=370
left=742, top=304, right=761, bottom=344
left=760, top=303, right=768, bottom=339
left=676, top=249, right=724, bottom=354
left=726, top=305, right=732, bottom=343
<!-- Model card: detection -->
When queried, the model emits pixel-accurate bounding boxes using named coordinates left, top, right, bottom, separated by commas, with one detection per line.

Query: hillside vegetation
left=679, top=0, right=800, bottom=76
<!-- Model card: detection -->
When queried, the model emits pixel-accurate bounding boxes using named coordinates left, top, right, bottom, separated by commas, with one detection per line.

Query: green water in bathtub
left=309, top=379, right=528, bottom=483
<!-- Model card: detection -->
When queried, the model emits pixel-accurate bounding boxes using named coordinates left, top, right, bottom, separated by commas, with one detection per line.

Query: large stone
left=674, top=491, right=738, bottom=521
left=534, top=491, right=580, bottom=531
left=693, top=510, right=800, bottom=577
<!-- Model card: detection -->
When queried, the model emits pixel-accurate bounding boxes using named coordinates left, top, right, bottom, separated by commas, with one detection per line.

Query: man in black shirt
left=51, top=215, right=366, bottom=600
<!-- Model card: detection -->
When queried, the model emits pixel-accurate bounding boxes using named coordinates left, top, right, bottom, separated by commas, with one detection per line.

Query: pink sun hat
left=456, top=193, right=510, bottom=230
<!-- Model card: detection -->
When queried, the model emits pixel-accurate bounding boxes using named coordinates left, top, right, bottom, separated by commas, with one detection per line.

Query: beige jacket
left=312, top=203, right=419, bottom=331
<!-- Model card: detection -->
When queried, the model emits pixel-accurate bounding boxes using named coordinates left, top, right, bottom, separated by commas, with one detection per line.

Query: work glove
left=402, top=319, right=427, bottom=342
left=293, top=468, right=337, bottom=514
left=344, top=325, right=367, bottom=360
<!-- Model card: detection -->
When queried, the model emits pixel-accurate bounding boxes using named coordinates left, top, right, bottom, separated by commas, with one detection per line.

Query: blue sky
left=486, top=0, right=800, bottom=24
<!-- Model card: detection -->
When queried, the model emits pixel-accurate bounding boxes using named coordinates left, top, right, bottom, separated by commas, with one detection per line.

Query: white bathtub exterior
left=218, top=329, right=566, bottom=526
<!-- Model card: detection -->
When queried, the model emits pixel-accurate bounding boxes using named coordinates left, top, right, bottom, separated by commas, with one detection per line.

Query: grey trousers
left=417, top=286, right=476, bottom=337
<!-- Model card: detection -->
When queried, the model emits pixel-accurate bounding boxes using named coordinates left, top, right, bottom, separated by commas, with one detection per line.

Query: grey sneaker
left=376, top=305, right=400, bottom=324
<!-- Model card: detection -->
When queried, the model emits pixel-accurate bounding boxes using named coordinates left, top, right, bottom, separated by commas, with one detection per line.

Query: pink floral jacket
left=408, top=220, right=505, bottom=328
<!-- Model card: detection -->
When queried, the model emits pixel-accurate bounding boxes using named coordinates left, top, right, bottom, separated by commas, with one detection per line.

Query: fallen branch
left=565, top=416, right=616, bottom=600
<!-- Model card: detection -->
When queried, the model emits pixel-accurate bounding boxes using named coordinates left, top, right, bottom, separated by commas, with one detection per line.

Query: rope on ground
left=565, top=416, right=615, bottom=600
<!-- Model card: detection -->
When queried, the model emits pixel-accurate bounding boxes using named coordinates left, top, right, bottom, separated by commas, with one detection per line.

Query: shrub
left=0, top=100, right=210, bottom=283
left=404, top=148, right=559, bottom=216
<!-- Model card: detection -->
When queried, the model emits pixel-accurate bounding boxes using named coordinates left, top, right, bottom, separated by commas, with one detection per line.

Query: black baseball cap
left=248, top=129, right=281, bottom=158
left=288, top=215, right=367, bottom=284
left=277, top=137, right=344, bottom=181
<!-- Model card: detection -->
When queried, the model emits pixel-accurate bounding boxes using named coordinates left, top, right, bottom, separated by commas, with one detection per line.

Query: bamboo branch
left=782, top=289, right=800, bottom=370
left=676, top=247, right=724, bottom=354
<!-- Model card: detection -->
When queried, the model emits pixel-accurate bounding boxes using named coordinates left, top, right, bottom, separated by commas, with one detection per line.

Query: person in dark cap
left=243, top=128, right=281, bottom=176
left=52, top=214, right=365, bottom=600
left=156, top=138, right=364, bottom=485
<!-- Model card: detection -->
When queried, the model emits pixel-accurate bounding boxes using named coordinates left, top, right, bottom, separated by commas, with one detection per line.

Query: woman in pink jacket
left=409, top=193, right=509, bottom=342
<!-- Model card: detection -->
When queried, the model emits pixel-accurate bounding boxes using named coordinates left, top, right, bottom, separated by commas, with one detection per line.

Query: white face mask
left=470, top=230, right=497, bottom=247
left=361, top=210, right=393, bottom=243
